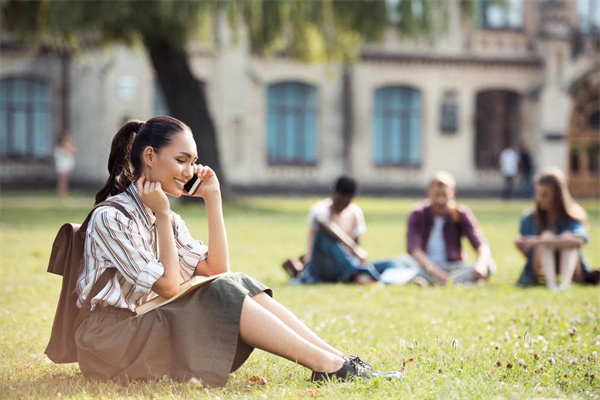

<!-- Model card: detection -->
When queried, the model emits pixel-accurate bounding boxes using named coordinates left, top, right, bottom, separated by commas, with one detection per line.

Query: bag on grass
left=45, top=201, right=129, bottom=363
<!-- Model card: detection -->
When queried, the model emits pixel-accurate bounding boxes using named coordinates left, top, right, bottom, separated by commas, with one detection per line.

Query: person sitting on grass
left=75, top=116, right=400, bottom=386
left=515, top=167, right=595, bottom=289
left=397, top=171, right=495, bottom=286
left=285, top=176, right=396, bottom=284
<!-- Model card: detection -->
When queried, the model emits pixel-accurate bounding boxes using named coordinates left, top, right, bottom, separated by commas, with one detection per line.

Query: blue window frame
left=0, top=78, right=52, bottom=158
left=267, top=82, right=317, bottom=165
left=372, top=86, right=422, bottom=166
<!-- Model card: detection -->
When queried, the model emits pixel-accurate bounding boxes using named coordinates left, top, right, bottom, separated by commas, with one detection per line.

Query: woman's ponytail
left=95, top=120, right=144, bottom=204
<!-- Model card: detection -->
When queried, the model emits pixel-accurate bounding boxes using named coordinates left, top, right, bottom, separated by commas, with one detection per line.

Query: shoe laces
left=346, top=355, right=374, bottom=372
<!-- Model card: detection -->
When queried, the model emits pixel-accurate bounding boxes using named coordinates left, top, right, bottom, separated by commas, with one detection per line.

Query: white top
left=425, top=216, right=447, bottom=266
left=499, top=148, right=519, bottom=177
left=76, top=184, right=208, bottom=312
left=307, top=198, right=367, bottom=238
left=54, top=146, right=75, bottom=174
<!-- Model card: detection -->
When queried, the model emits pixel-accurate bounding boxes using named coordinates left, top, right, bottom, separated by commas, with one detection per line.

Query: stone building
left=1, top=0, right=598, bottom=195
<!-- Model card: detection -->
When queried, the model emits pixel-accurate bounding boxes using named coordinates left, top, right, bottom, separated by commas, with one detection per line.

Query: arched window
left=372, top=86, right=422, bottom=166
left=0, top=78, right=52, bottom=158
left=266, top=82, right=317, bottom=165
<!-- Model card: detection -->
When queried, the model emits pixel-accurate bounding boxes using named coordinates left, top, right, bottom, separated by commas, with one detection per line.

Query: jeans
left=299, top=230, right=391, bottom=283
left=396, top=256, right=497, bottom=285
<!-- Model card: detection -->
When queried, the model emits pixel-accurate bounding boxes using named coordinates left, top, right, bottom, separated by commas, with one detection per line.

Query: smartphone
left=183, top=175, right=202, bottom=196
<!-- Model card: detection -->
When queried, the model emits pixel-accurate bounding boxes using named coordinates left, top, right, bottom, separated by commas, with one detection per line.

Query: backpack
left=45, top=201, right=130, bottom=364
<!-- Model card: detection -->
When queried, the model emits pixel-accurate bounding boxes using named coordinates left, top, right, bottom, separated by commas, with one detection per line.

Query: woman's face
left=535, top=183, right=555, bottom=212
left=145, top=130, right=198, bottom=197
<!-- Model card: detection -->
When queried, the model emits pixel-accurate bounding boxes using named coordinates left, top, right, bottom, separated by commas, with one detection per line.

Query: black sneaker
left=346, top=355, right=402, bottom=381
left=311, top=359, right=358, bottom=382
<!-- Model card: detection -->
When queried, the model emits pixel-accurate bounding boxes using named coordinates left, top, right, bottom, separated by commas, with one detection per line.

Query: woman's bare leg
left=558, top=248, right=579, bottom=290
left=252, top=292, right=344, bottom=358
left=539, top=247, right=557, bottom=289
left=57, top=173, right=67, bottom=199
left=239, top=296, right=344, bottom=373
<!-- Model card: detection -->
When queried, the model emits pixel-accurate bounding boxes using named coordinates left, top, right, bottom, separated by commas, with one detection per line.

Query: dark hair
left=95, top=116, right=190, bottom=204
left=534, top=167, right=588, bottom=232
left=333, top=176, right=358, bottom=196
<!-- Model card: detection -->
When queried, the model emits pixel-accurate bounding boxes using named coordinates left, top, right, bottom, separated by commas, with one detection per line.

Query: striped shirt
left=76, top=183, right=208, bottom=312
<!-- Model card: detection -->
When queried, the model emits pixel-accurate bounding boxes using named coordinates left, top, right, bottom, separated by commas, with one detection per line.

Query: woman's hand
left=136, top=176, right=170, bottom=216
left=514, top=236, right=534, bottom=252
left=189, top=164, right=220, bottom=198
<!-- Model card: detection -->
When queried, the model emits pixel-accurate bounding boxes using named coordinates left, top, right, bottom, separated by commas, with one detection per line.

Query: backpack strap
left=79, top=200, right=132, bottom=239
left=74, top=200, right=135, bottom=329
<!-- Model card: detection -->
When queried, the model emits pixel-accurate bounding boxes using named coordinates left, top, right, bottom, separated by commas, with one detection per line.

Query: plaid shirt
left=406, top=199, right=486, bottom=262
left=76, top=183, right=208, bottom=312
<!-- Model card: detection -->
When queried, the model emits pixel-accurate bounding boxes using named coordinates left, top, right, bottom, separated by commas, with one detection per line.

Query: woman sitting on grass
left=75, top=116, right=399, bottom=386
left=515, top=168, right=591, bottom=289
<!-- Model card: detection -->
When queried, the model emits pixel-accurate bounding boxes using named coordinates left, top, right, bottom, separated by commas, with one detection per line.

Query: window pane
left=266, top=82, right=317, bottom=164
left=12, top=110, right=28, bottom=156
left=0, top=78, right=52, bottom=158
left=0, top=109, right=8, bottom=156
left=12, top=80, right=28, bottom=107
left=32, top=111, right=51, bottom=157
left=373, top=86, right=422, bottom=166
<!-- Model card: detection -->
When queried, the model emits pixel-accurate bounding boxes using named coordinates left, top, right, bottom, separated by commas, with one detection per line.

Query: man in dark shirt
left=404, top=171, right=495, bottom=285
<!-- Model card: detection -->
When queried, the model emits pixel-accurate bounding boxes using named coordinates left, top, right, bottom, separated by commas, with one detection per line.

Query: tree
left=2, top=0, right=473, bottom=193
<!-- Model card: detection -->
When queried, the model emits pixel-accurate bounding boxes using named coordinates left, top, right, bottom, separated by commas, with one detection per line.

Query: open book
left=136, top=272, right=231, bottom=315
left=315, top=216, right=368, bottom=260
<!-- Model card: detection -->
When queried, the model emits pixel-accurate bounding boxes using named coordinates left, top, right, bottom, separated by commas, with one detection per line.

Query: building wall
left=2, top=0, right=593, bottom=194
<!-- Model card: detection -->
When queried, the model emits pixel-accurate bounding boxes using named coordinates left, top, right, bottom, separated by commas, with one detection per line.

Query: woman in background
left=515, top=168, right=591, bottom=289
left=54, top=133, right=76, bottom=199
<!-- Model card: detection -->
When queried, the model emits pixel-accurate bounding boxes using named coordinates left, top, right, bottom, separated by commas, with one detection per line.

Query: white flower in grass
left=548, top=357, right=556, bottom=365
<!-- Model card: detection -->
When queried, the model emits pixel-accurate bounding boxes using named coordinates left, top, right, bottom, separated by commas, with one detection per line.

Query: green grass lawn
left=1, top=191, right=599, bottom=399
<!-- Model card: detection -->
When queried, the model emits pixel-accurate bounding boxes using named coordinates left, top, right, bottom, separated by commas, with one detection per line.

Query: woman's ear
left=142, top=146, right=156, bottom=167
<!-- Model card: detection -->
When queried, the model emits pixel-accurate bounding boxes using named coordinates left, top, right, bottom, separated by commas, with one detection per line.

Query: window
left=0, top=78, right=52, bottom=158
left=153, top=81, right=169, bottom=117
left=479, top=0, right=523, bottom=30
left=266, top=82, right=317, bottom=165
left=577, top=0, right=600, bottom=34
left=475, top=90, right=521, bottom=169
left=440, top=90, right=458, bottom=134
left=372, top=86, right=422, bottom=166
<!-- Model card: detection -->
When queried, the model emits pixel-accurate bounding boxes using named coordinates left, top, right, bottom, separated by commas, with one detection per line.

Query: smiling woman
left=72, top=115, right=400, bottom=387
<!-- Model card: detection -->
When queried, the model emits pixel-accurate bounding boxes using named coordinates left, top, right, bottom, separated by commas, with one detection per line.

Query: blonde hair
left=428, top=171, right=459, bottom=222
left=534, top=167, right=588, bottom=232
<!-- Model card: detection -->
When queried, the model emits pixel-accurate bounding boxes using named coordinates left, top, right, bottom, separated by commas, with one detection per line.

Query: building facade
left=1, top=0, right=598, bottom=195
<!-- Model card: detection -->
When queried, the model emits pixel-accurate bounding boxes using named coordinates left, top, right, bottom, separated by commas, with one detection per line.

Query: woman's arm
left=516, top=231, right=585, bottom=250
left=136, top=178, right=181, bottom=298
left=192, top=165, right=230, bottom=276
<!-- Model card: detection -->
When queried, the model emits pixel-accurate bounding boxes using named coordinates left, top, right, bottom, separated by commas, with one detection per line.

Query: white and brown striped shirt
left=76, top=183, right=208, bottom=312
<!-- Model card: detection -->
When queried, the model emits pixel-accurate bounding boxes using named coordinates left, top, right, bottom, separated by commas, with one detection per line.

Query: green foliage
left=1, top=191, right=599, bottom=399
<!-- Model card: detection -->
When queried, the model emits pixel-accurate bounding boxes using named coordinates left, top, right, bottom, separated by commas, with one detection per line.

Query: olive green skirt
left=75, top=272, right=272, bottom=387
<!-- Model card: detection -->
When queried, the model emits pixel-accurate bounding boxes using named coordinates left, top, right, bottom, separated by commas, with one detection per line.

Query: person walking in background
left=499, top=144, right=519, bottom=199
left=287, top=176, right=396, bottom=284
left=54, top=133, right=76, bottom=200
left=518, top=140, right=534, bottom=198
left=515, top=168, right=594, bottom=289
left=397, top=171, right=495, bottom=286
